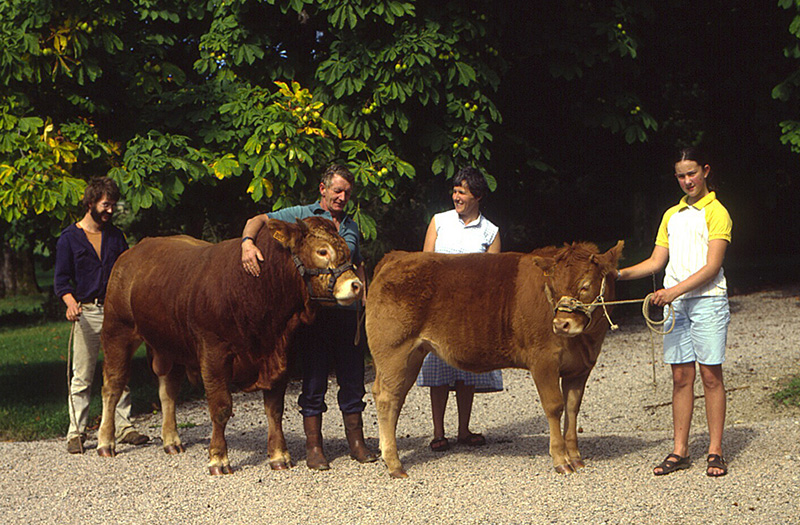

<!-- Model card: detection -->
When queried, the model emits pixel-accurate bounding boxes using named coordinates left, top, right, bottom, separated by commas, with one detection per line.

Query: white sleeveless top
left=433, top=209, right=498, bottom=254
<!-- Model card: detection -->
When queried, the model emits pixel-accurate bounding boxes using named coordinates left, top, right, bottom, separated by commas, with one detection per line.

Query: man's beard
left=90, top=207, right=112, bottom=225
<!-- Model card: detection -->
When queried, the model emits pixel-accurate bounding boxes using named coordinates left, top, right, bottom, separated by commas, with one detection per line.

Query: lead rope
left=66, top=321, right=84, bottom=453
left=354, top=304, right=365, bottom=346
left=647, top=274, right=660, bottom=385
left=590, top=275, right=675, bottom=385
left=353, top=275, right=368, bottom=346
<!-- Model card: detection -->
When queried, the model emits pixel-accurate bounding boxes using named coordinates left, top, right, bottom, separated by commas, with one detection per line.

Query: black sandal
left=706, top=454, right=728, bottom=477
left=429, top=437, right=450, bottom=452
left=456, top=433, right=486, bottom=447
left=654, top=453, right=691, bottom=475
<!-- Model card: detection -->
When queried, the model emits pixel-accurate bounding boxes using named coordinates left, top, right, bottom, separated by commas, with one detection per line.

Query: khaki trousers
left=67, top=303, right=134, bottom=440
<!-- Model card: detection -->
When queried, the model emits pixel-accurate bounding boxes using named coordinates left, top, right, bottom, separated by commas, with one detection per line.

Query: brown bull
left=365, top=241, right=623, bottom=478
left=96, top=217, right=363, bottom=474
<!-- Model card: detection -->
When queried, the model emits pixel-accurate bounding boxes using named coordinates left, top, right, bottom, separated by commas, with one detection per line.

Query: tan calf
left=365, top=241, right=623, bottom=478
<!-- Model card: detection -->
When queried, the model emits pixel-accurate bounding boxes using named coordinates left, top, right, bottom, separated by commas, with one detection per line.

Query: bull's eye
left=317, top=248, right=329, bottom=258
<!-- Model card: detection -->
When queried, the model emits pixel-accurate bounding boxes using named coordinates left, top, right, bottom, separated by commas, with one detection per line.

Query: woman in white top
left=416, top=167, right=502, bottom=452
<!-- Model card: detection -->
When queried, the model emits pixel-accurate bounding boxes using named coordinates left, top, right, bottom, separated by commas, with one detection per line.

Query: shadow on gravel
left=140, top=375, right=763, bottom=473
left=133, top=421, right=762, bottom=476
left=355, top=415, right=667, bottom=473
left=685, top=425, right=758, bottom=462
left=578, top=434, right=665, bottom=460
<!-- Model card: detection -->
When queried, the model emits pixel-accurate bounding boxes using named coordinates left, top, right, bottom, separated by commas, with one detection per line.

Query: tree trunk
left=0, top=242, right=40, bottom=298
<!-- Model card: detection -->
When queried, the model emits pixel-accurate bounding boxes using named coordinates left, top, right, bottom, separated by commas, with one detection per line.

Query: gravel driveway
left=2, top=288, right=799, bottom=524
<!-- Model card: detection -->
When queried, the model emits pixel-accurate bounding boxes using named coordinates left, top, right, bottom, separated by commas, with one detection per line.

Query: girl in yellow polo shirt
left=618, top=147, right=732, bottom=477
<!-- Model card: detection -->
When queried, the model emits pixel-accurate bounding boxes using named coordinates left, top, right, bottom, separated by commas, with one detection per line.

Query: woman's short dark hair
left=453, top=167, right=489, bottom=199
left=82, top=176, right=121, bottom=209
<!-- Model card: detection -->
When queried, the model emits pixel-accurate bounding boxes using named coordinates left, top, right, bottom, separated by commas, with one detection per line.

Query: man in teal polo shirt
left=240, top=164, right=376, bottom=470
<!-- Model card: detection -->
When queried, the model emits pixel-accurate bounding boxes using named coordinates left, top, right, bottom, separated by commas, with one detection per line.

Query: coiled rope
left=588, top=294, right=675, bottom=335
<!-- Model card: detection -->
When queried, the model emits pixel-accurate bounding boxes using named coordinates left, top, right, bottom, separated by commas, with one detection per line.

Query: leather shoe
left=66, top=436, right=85, bottom=454
left=118, top=430, right=150, bottom=446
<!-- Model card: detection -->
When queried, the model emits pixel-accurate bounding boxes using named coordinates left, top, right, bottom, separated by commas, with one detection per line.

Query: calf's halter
left=292, top=254, right=355, bottom=303
left=551, top=275, right=609, bottom=322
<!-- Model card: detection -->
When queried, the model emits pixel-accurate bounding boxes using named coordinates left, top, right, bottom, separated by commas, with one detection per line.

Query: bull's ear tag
left=271, top=230, right=289, bottom=245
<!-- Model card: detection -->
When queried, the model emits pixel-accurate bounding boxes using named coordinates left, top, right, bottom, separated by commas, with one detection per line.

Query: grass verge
left=773, top=376, right=800, bottom=408
left=0, top=297, right=203, bottom=441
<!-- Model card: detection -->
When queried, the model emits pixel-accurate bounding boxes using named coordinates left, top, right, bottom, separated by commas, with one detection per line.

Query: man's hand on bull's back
left=241, top=239, right=264, bottom=277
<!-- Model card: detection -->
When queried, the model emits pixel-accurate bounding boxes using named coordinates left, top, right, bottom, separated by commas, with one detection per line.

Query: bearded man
left=54, top=176, right=150, bottom=454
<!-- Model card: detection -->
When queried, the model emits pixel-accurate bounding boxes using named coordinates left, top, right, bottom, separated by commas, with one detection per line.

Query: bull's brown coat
left=366, top=241, right=623, bottom=477
left=96, top=217, right=362, bottom=474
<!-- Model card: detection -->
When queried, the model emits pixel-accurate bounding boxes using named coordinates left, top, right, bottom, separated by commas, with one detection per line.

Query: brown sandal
left=706, top=454, right=728, bottom=477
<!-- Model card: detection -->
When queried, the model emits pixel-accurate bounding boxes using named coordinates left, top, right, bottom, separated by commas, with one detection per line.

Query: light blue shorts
left=662, top=295, right=730, bottom=365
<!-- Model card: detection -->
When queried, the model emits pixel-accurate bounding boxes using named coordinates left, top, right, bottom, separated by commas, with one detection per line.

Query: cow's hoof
left=269, top=460, right=292, bottom=470
left=97, top=446, right=115, bottom=457
left=554, top=463, right=576, bottom=474
left=569, top=459, right=585, bottom=470
left=389, top=469, right=408, bottom=479
left=163, top=444, right=185, bottom=455
left=208, top=465, right=232, bottom=475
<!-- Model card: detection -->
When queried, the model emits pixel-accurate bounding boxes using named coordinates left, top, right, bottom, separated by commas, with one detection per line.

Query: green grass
left=773, top=376, right=800, bottom=408
left=0, top=292, right=49, bottom=315
left=0, top=293, right=203, bottom=441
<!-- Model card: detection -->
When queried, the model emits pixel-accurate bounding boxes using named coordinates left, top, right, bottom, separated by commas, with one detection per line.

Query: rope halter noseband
left=292, top=254, right=356, bottom=303
left=551, top=274, right=609, bottom=325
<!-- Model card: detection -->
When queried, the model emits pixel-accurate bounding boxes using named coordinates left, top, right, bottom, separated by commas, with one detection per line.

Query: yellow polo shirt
left=655, top=191, right=732, bottom=298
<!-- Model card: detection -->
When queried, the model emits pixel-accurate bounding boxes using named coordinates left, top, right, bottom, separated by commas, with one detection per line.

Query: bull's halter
left=548, top=275, right=610, bottom=324
left=291, top=254, right=355, bottom=303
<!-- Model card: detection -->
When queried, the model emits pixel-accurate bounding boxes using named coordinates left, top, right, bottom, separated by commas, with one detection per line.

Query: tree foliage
left=0, top=0, right=521, bottom=243
left=0, top=0, right=665, bottom=243
left=775, top=0, right=800, bottom=152
left=4, top=0, right=796, bottom=299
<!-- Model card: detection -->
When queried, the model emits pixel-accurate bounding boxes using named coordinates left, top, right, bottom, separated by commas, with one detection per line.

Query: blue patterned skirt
left=416, top=353, right=503, bottom=393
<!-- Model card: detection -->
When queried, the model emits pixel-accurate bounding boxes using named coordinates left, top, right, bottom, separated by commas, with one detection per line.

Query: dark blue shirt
left=54, top=223, right=129, bottom=303
left=267, top=202, right=363, bottom=265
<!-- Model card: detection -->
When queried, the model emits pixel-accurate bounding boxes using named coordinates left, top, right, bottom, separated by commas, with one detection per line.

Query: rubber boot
left=343, top=412, right=378, bottom=463
left=303, top=415, right=330, bottom=471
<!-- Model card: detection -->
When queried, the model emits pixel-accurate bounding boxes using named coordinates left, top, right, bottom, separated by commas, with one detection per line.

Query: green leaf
left=430, top=156, right=444, bottom=175
left=454, top=61, right=476, bottom=86
left=354, top=210, right=377, bottom=240
left=17, top=117, right=42, bottom=133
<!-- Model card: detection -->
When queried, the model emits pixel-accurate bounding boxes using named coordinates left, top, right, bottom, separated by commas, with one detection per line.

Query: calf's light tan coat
left=366, top=241, right=623, bottom=477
